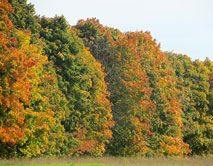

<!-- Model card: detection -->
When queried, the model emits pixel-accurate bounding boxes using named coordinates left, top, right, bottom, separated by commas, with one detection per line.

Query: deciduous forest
left=0, top=0, right=212, bottom=158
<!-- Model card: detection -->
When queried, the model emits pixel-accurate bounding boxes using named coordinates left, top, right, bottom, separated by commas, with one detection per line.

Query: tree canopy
left=0, top=0, right=212, bottom=158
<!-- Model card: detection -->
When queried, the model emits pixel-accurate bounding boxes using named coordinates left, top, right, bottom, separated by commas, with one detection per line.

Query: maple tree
left=0, top=0, right=26, bottom=151
left=39, top=16, right=114, bottom=156
left=13, top=30, right=68, bottom=157
left=75, top=20, right=191, bottom=156
left=126, top=32, right=191, bottom=156
left=75, top=19, right=152, bottom=156
left=167, top=53, right=213, bottom=155
left=0, top=0, right=68, bottom=157
left=107, top=35, right=156, bottom=156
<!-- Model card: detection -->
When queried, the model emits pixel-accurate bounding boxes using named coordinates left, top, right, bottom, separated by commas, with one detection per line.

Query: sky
left=28, top=0, right=213, bottom=61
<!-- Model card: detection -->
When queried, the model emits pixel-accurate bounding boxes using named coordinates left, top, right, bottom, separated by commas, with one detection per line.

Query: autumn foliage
left=0, top=0, right=30, bottom=147
left=0, top=0, right=212, bottom=158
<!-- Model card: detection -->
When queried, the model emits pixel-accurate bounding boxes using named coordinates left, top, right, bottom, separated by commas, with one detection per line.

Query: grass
left=0, top=157, right=212, bottom=166
left=0, top=165, right=109, bottom=166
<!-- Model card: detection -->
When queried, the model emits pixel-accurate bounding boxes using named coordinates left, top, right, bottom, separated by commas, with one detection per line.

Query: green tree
left=8, top=0, right=40, bottom=43
left=39, top=16, right=113, bottom=156
left=168, top=53, right=213, bottom=155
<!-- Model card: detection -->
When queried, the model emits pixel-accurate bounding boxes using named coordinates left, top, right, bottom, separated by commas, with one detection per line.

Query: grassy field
left=0, top=165, right=105, bottom=166
left=0, top=157, right=212, bottom=166
left=0, top=164, right=105, bottom=166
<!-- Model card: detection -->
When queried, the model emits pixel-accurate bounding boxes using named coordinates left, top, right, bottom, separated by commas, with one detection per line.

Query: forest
left=0, top=0, right=212, bottom=158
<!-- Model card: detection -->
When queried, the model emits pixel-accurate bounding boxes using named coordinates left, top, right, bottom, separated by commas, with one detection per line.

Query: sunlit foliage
left=0, top=0, right=212, bottom=158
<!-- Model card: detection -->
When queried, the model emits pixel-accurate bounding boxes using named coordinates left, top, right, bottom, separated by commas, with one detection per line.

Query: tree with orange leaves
left=75, top=19, right=156, bottom=156
left=0, top=0, right=68, bottom=157
left=127, top=31, right=191, bottom=156
left=0, top=0, right=31, bottom=149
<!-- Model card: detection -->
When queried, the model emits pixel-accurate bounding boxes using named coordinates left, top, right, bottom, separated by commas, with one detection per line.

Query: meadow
left=0, top=157, right=212, bottom=166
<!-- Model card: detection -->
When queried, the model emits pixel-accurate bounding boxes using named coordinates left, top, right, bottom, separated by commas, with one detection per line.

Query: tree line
left=0, top=0, right=212, bottom=158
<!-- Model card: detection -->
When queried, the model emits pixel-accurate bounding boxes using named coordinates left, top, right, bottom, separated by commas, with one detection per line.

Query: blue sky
left=28, top=0, right=213, bottom=61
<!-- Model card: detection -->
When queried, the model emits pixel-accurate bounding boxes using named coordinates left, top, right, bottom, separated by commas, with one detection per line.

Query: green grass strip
left=0, top=164, right=109, bottom=166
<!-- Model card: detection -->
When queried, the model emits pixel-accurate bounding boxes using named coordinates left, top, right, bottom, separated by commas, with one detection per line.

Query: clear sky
left=28, top=0, right=213, bottom=61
